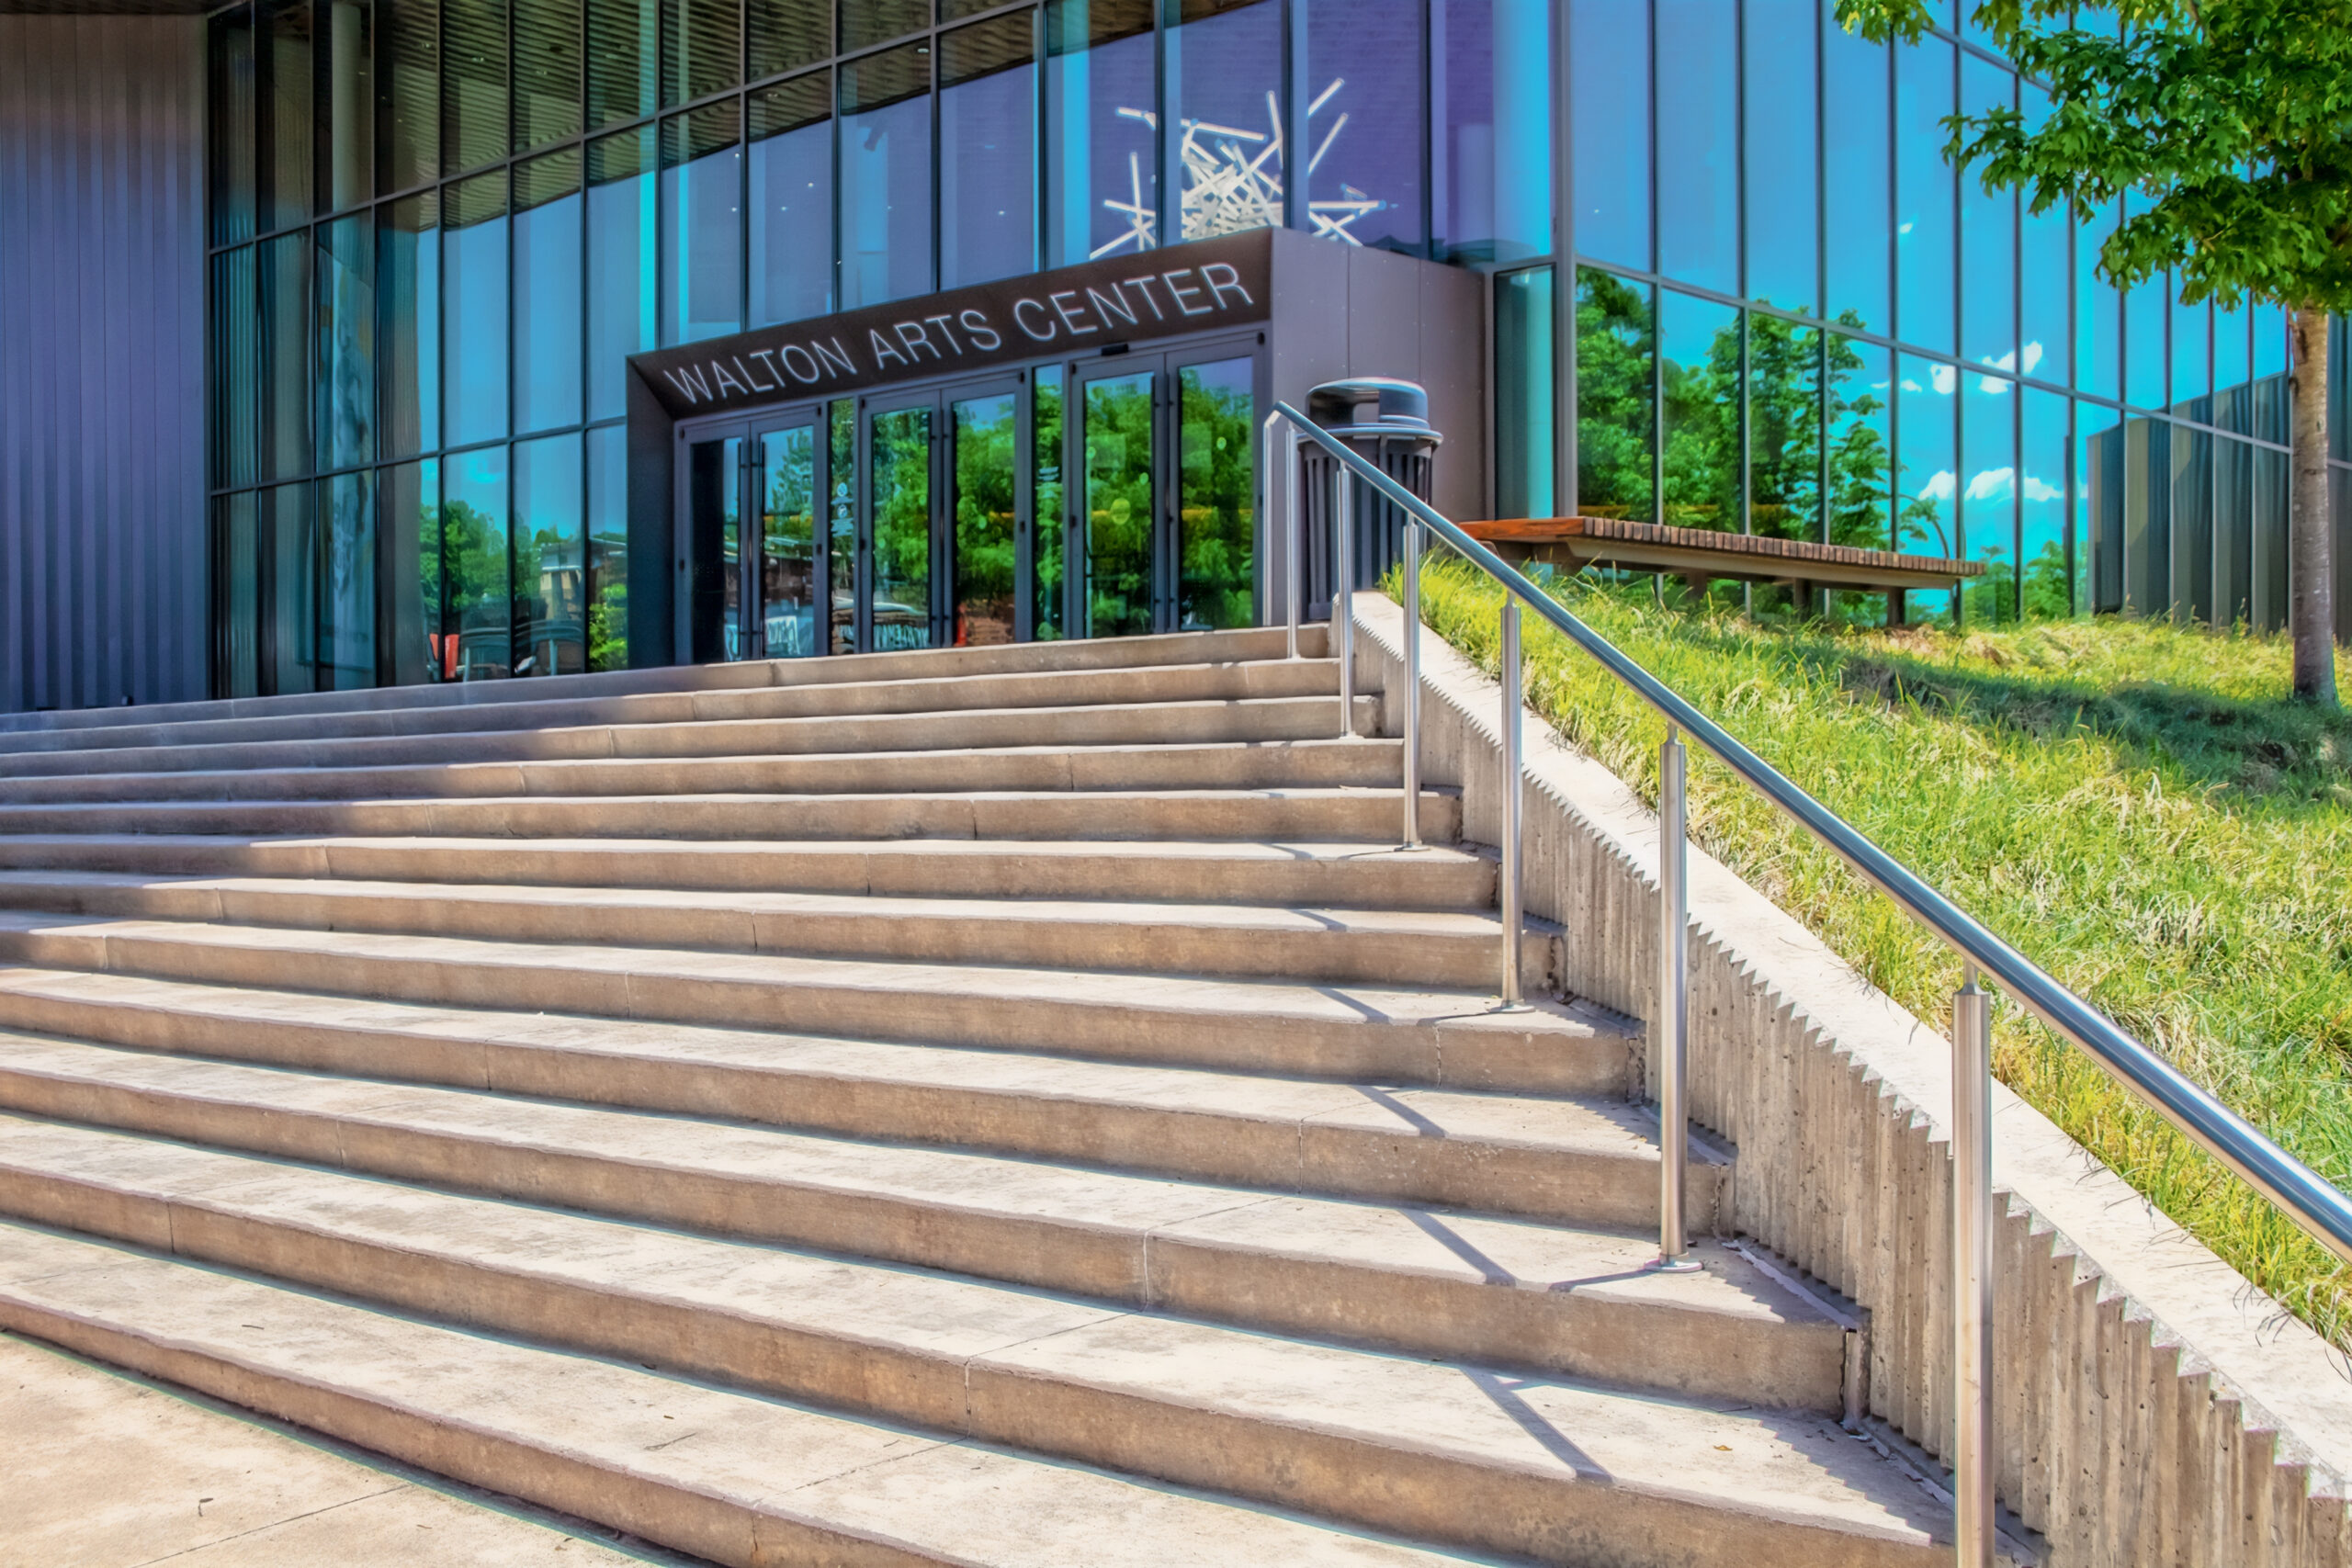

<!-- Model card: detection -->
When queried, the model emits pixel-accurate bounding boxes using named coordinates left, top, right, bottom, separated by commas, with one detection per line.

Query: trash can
left=1296, top=378, right=1442, bottom=620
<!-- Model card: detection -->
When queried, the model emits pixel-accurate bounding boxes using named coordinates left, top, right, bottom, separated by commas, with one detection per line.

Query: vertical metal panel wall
left=0, top=15, right=208, bottom=716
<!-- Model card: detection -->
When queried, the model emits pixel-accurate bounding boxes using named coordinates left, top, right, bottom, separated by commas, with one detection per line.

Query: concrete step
left=0, top=873, right=1555, bottom=989
left=0, top=1218, right=1947, bottom=1567
left=0, top=1094, right=1797, bottom=1404
left=0, top=693, right=1379, bottom=781
left=0, top=737, right=1406, bottom=807
left=0, top=784, right=1460, bottom=844
left=0, top=969, right=1642, bottom=1223
left=0, top=835, right=1498, bottom=908
left=0, top=624, right=1335, bottom=752
left=0, top=914, right=1620, bottom=1094
left=0, top=1223, right=1501, bottom=1568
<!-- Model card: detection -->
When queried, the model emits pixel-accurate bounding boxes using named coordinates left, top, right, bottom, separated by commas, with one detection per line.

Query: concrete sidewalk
left=2, top=1329, right=697, bottom=1566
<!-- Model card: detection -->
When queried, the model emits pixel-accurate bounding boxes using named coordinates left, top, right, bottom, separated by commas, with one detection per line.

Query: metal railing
left=1263, top=401, right=2352, bottom=1567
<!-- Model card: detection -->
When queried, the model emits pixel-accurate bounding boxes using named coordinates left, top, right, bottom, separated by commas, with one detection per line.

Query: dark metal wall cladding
left=0, top=14, right=207, bottom=716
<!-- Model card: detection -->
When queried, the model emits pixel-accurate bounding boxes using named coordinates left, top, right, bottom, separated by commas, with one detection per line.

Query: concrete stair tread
left=0, top=1222, right=1494, bottom=1568
left=0, top=1217, right=1939, bottom=1566
left=0, top=1107, right=1823, bottom=1398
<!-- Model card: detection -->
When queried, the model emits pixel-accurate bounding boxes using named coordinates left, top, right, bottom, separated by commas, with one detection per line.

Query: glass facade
left=202, top=0, right=2346, bottom=697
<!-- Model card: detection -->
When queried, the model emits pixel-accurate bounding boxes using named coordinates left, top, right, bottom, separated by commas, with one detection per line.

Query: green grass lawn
left=1401, top=563, right=2352, bottom=1348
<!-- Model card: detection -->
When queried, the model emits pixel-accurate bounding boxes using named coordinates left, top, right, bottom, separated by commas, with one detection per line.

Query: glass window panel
left=1575, top=266, right=1654, bottom=521
left=1305, top=0, right=1425, bottom=254
left=1745, top=0, right=1816, bottom=315
left=210, top=7, right=257, bottom=244
left=378, top=0, right=441, bottom=193
left=2080, top=400, right=2123, bottom=612
left=1894, top=36, right=1954, bottom=353
left=211, top=247, right=260, bottom=489
left=586, top=423, right=631, bottom=670
left=2119, top=414, right=2170, bottom=615
left=381, top=457, right=434, bottom=684
left=1168, top=0, right=1282, bottom=246
left=1437, top=0, right=1553, bottom=265
left=751, top=0, right=831, bottom=78
left=514, top=148, right=584, bottom=433
left=443, top=170, right=511, bottom=446
left=664, top=0, right=742, bottom=106
left=1895, top=352, right=1957, bottom=619
left=2253, top=302, right=2288, bottom=380
left=1822, top=6, right=1888, bottom=333
left=661, top=100, right=744, bottom=342
left=444, top=0, right=510, bottom=175
left=1177, top=357, right=1256, bottom=630
left=1081, top=372, right=1152, bottom=636
left=438, top=442, right=512, bottom=677
left=316, top=212, right=377, bottom=471
left=1826, top=331, right=1894, bottom=563
left=262, top=230, right=313, bottom=480
left=2171, top=285, right=2209, bottom=412
left=2212, top=433, right=2254, bottom=627
left=2076, top=197, right=2120, bottom=399
left=514, top=0, right=584, bottom=152
left=1659, top=290, right=1740, bottom=533
left=761, top=423, right=820, bottom=655
left=942, top=0, right=999, bottom=17
left=588, top=128, right=657, bottom=420
left=260, top=0, right=314, bottom=231
left=829, top=398, right=855, bottom=652
left=2213, top=296, right=2250, bottom=420
left=1566, top=0, right=1645, bottom=271
left=1033, top=367, right=1067, bottom=639
left=839, top=42, right=931, bottom=307
left=2252, top=443, right=2287, bottom=629
left=1496, top=265, right=1555, bottom=518
left=2021, top=387, right=2068, bottom=617
left=1657, top=0, right=1736, bottom=293
left=1959, top=53, right=2013, bottom=371
left=321, top=468, right=379, bottom=688
left=2018, top=85, right=2065, bottom=386
left=953, top=393, right=1019, bottom=643
left=378, top=191, right=441, bottom=458
left=589, top=0, right=659, bottom=127
left=2121, top=193, right=2165, bottom=408
left=1044, top=0, right=1155, bottom=265
left=843, top=0, right=929, bottom=51
left=1750, top=316, right=1824, bottom=542
left=941, top=16, right=1037, bottom=287
left=213, top=491, right=261, bottom=697
left=322, top=0, right=375, bottom=210
left=1961, top=364, right=2017, bottom=622
left=871, top=404, right=934, bottom=649
left=515, top=431, right=586, bottom=675
left=265, top=480, right=317, bottom=694
left=750, top=75, right=835, bottom=322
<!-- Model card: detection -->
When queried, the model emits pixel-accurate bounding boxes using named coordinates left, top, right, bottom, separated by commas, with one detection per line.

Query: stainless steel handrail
left=1270, top=399, right=2352, bottom=1567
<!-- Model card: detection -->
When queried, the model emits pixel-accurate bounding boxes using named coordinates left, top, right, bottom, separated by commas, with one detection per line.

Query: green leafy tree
left=1575, top=269, right=1657, bottom=520
left=1838, top=0, right=2348, bottom=703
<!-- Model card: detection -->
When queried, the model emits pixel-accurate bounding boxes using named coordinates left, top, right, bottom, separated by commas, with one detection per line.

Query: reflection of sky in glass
left=1895, top=37, right=1954, bottom=353
left=1045, top=28, right=1153, bottom=265
left=1569, top=0, right=1647, bottom=270
left=1826, top=332, right=1891, bottom=552
left=443, top=211, right=508, bottom=447
left=1959, top=53, right=2013, bottom=370
left=1823, top=11, right=1888, bottom=333
left=1744, top=0, right=1815, bottom=314
left=1307, top=0, right=1425, bottom=253
left=2121, top=195, right=2165, bottom=409
left=586, top=159, right=654, bottom=422
left=750, top=120, right=831, bottom=323
left=2021, top=388, right=2069, bottom=617
left=1657, top=0, right=1736, bottom=293
left=2172, top=287, right=2209, bottom=411
left=841, top=96, right=928, bottom=309
left=941, top=60, right=1036, bottom=288
left=2018, top=85, right=2067, bottom=387
left=1897, top=351, right=1956, bottom=622
left=514, top=187, right=582, bottom=434
left=2076, top=198, right=2120, bottom=400
left=662, top=144, right=742, bottom=340
left=1961, top=362, right=2016, bottom=618
left=1442, top=0, right=1552, bottom=264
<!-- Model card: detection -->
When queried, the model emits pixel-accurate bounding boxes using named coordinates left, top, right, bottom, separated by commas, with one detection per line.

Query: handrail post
left=1401, top=520, right=1422, bottom=850
left=1498, top=596, right=1522, bottom=1006
left=1655, top=725, right=1698, bottom=1271
left=1283, top=423, right=1301, bottom=661
left=1953, top=976, right=1995, bottom=1567
left=1334, top=459, right=1354, bottom=737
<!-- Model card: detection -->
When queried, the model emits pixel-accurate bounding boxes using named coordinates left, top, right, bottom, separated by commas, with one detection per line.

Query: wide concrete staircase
left=0, top=627, right=1959, bottom=1565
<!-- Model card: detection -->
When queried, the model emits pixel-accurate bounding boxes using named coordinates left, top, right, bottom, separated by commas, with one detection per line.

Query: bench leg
left=1889, top=589, right=1907, bottom=626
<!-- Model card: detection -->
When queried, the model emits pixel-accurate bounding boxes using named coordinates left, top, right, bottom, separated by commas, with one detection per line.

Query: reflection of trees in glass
left=1660, top=306, right=1739, bottom=531
left=424, top=500, right=510, bottom=679
left=1747, top=315, right=1822, bottom=542
left=588, top=531, right=628, bottom=671
left=953, top=397, right=1017, bottom=646
left=1826, top=329, right=1897, bottom=553
left=1178, top=360, right=1254, bottom=631
left=829, top=400, right=855, bottom=654
left=870, top=408, right=932, bottom=649
left=763, top=428, right=817, bottom=656
left=1085, top=374, right=1154, bottom=637
left=1034, top=371, right=1065, bottom=640
left=1575, top=268, right=1654, bottom=521
left=514, top=520, right=584, bottom=675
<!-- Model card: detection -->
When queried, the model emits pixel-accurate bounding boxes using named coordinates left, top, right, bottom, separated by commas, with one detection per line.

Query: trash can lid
left=1307, top=378, right=1434, bottom=434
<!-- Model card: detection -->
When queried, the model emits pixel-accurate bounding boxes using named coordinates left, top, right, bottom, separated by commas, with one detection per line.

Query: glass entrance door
left=684, top=430, right=743, bottom=664
left=951, top=386, right=1020, bottom=646
left=863, top=398, right=935, bottom=651
left=684, top=408, right=823, bottom=663
left=753, top=421, right=819, bottom=658
left=1078, top=368, right=1157, bottom=637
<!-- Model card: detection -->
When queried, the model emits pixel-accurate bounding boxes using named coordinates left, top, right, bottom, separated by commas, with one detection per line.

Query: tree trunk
left=2289, top=307, right=2338, bottom=705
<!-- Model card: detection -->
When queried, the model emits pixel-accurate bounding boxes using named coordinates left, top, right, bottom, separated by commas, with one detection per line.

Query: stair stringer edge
left=1349, top=589, right=2352, bottom=1568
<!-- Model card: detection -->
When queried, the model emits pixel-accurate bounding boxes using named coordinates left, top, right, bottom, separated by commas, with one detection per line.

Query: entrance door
left=949, top=381, right=1023, bottom=647
left=861, top=393, right=935, bottom=652
left=752, top=419, right=820, bottom=658
left=682, top=406, right=824, bottom=663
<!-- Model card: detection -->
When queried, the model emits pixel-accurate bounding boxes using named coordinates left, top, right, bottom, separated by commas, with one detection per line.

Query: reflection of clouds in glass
left=1965, top=465, right=2013, bottom=502
left=2021, top=474, right=2064, bottom=503
left=1919, top=469, right=1956, bottom=502
left=2021, top=341, right=2043, bottom=375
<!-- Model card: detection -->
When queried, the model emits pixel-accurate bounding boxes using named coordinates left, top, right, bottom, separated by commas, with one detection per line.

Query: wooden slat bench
left=1461, top=515, right=1981, bottom=618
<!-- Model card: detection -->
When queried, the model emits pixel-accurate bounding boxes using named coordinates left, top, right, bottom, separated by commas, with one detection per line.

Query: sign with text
left=630, top=230, right=1274, bottom=419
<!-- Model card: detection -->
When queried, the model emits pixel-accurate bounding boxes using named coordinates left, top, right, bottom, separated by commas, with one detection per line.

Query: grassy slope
left=1404, top=564, right=2352, bottom=1348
